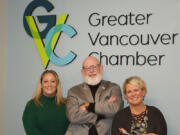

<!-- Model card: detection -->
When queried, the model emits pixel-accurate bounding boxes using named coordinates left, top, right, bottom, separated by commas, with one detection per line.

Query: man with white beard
left=65, top=56, right=124, bottom=135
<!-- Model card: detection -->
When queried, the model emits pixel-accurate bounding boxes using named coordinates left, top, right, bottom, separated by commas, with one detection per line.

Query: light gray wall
left=0, top=0, right=7, bottom=135
left=6, top=0, right=180, bottom=134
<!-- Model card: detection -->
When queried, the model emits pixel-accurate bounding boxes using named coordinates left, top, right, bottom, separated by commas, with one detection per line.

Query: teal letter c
left=45, top=24, right=77, bottom=66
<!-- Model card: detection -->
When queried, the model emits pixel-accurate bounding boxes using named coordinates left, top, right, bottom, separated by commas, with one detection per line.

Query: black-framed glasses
left=83, top=64, right=100, bottom=71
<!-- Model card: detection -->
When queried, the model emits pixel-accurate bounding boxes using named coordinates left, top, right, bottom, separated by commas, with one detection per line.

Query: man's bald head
left=82, top=56, right=100, bottom=68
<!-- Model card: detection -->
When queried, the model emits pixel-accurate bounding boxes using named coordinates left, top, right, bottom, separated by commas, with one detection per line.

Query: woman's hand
left=119, top=128, right=129, bottom=135
left=140, top=133, right=158, bottom=135
left=119, top=129, right=158, bottom=135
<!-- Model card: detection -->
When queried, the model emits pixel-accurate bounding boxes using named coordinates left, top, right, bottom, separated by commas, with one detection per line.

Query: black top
left=111, top=105, right=167, bottom=135
left=87, top=82, right=101, bottom=113
left=87, top=82, right=102, bottom=135
left=88, top=83, right=101, bottom=99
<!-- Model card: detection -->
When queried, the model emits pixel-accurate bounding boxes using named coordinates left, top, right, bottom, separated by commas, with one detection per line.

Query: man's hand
left=80, top=102, right=90, bottom=110
left=108, top=96, right=117, bottom=102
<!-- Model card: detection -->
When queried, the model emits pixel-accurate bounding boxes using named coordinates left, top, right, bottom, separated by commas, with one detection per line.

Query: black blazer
left=111, top=105, right=167, bottom=135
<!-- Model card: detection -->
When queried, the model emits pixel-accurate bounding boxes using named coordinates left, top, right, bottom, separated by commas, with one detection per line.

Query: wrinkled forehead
left=83, top=57, right=100, bottom=67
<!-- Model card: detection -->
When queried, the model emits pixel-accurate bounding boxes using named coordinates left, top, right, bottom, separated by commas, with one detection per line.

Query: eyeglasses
left=83, top=64, right=100, bottom=71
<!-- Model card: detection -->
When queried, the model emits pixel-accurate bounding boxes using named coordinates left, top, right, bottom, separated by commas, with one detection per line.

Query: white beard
left=84, top=73, right=102, bottom=85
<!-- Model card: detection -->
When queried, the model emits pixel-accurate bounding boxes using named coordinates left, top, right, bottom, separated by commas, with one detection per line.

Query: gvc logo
left=23, top=0, right=77, bottom=69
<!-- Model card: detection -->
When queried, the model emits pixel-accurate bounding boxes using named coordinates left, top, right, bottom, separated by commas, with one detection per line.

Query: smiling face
left=81, top=56, right=103, bottom=85
left=125, top=83, right=145, bottom=106
left=41, top=73, right=57, bottom=97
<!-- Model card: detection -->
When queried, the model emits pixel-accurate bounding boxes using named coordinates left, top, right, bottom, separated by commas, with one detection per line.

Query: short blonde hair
left=123, top=76, right=147, bottom=96
left=33, top=70, right=66, bottom=106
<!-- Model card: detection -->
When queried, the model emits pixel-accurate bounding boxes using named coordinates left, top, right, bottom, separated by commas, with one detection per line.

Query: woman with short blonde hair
left=123, top=76, right=147, bottom=97
left=112, top=76, right=167, bottom=135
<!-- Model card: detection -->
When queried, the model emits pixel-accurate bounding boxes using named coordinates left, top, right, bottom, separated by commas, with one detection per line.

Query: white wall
left=6, top=0, right=180, bottom=134
left=0, top=0, right=7, bottom=134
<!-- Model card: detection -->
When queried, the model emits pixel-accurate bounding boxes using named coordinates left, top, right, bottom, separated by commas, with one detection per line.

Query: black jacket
left=111, top=105, right=167, bottom=135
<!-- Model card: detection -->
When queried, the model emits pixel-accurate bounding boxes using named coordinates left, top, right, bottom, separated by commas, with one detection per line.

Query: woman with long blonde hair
left=22, top=70, right=69, bottom=135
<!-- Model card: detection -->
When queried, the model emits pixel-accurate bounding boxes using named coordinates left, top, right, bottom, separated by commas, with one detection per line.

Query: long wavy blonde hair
left=33, top=70, right=66, bottom=106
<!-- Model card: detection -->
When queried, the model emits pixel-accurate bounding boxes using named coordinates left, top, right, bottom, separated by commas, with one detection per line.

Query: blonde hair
left=123, top=76, right=147, bottom=96
left=33, top=70, right=66, bottom=106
